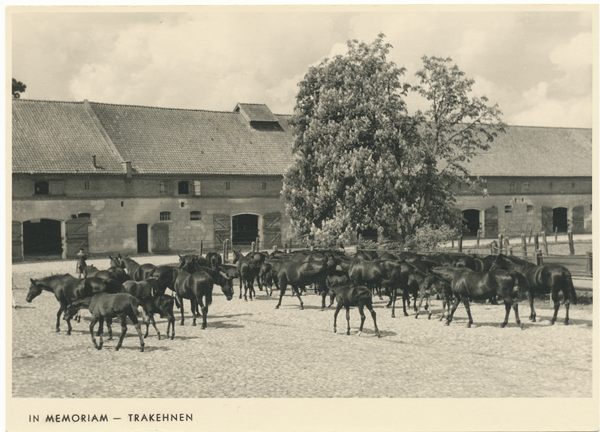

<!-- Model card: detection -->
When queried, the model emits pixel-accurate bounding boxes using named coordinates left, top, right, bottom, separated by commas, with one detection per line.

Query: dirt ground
left=10, top=256, right=595, bottom=398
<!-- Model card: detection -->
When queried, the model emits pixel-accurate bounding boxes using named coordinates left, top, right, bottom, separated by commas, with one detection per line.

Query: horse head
left=26, top=278, right=44, bottom=303
left=232, top=249, right=242, bottom=264
left=218, top=272, right=234, bottom=301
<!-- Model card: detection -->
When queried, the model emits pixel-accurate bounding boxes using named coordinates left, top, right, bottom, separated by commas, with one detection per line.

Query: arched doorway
left=232, top=214, right=259, bottom=246
left=137, top=224, right=149, bottom=253
left=553, top=207, right=569, bottom=233
left=462, top=209, right=480, bottom=236
left=23, top=219, right=62, bottom=258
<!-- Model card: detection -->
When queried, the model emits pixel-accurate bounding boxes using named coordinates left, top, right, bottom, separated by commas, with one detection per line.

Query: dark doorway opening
left=553, top=207, right=569, bottom=233
left=462, top=209, right=480, bottom=236
left=23, top=219, right=62, bottom=257
left=232, top=214, right=259, bottom=246
left=137, top=224, right=149, bottom=253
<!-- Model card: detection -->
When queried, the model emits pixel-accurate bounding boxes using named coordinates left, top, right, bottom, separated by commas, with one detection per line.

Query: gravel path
left=11, top=256, right=594, bottom=398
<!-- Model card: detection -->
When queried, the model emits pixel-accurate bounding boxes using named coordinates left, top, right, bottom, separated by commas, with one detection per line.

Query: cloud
left=550, top=32, right=592, bottom=70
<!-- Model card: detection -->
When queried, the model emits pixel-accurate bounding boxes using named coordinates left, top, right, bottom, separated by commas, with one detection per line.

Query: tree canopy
left=283, top=34, right=505, bottom=247
left=12, top=79, right=26, bottom=99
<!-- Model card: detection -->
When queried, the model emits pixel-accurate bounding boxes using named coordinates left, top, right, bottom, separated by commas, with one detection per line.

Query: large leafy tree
left=12, top=78, right=26, bottom=98
left=283, top=35, right=504, bottom=246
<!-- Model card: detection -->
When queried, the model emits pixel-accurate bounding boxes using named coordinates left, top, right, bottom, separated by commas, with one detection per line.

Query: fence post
left=521, top=234, right=527, bottom=259
left=451, top=239, right=455, bottom=249
left=498, top=234, right=503, bottom=255
left=534, top=233, right=539, bottom=251
left=310, top=245, right=314, bottom=252
left=256, top=237, right=260, bottom=252
left=568, top=231, right=575, bottom=255
left=273, top=245, right=278, bottom=252
left=490, top=241, right=497, bottom=255
left=199, top=240, right=203, bottom=256
left=535, top=250, right=543, bottom=266
left=222, top=239, right=228, bottom=263
left=586, top=252, right=593, bottom=276
left=509, top=247, right=513, bottom=256
left=554, top=227, right=558, bottom=242
left=476, top=229, right=481, bottom=247
left=529, top=228, right=533, bottom=244
left=284, top=243, right=288, bottom=253
left=251, top=241, right=256, bottom=253
left=541, top=231, right=548, bottom=255
left=458, top=236, right=463, bottom=253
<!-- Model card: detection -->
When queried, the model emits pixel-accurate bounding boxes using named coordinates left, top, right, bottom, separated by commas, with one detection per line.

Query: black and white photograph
left=6, top=5, right=598, bottom=432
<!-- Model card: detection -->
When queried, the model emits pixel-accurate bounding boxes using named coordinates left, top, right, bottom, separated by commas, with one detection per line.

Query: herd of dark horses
left=25, top=247, right=579, bottom=352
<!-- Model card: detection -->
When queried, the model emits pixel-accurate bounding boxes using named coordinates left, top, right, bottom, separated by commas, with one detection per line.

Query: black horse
left=118, top=255, right=157, bottom=281
left=172, top=267, right=234, bottom=329
left=492, top=254, right=577, bottom=325
left=275, top=253, right=329, bottom=310
left=232, top=250, right=265, bottom=300
left=65, top=293, right=146, bottom=352
left=430, top=267, right=526, bottom=329
left=329, top=284, right=380, bottom=338
left=26, top=274, right=120, bottom=334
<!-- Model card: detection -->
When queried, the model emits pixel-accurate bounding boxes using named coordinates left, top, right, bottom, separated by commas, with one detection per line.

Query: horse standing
left=26, top=274, right=119, bottom=335
left=65, top=293, right=146, bottom=352
left=492, top=254, right=577, bottom=325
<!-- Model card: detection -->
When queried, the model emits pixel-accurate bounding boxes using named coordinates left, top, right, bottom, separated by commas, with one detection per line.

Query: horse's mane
left=499, top=254, right=533, bottom=266
left=39, top=273, right=72, bottom=282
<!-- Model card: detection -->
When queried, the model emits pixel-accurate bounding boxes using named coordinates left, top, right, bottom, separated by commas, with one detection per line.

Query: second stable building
left=11, top=98, right=593, bottom=260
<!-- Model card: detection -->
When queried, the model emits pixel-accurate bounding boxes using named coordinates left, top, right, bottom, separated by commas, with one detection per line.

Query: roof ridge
left=502, top=124, right=591, bottom=131
left=88, top=100, right=238, bottom=115
left=12, top=98, right=83, bottom=105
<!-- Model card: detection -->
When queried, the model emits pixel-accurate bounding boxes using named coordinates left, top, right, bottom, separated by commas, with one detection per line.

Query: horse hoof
left=66, top=331, right=71, bottom=336
left=157, top=334, right=161, bottom=340
left=520, top=324, right=525, bottom=330
left=564, top=321, right=569, bottom=326
left=275, top=305, right=279, bottom=309
left=404, top=313, right=409, bottom=317
left=415, top=315, right=419, bottom=319
left=445, top=322, right=450, bottom=326
left=192, top=322, right=196, bottom=326
left=500, top=323, right=507, bottom=328
left=300, top=306, right=304, bottom=310
left=377, top=333, right=381, bottom=338
left=140, top=347, right=144, bottom=352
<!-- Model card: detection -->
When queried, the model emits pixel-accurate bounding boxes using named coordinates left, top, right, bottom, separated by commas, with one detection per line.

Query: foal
left=66, top=293, right=146, bottom=352
left=329, top=284, right=380, bottom=338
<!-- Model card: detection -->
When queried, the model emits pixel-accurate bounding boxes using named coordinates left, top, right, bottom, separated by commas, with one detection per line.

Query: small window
left=121, top=201, right=124, bottom=207
left=190, top=211, right=201, bottom=221
left=522, top=182, right=529, bottom=192
left=178, top=181, right=189, bottom=195
left=180, top=202, right=185, bottom=208
left=35, top=181, right=49, bottom=195
left=194, top=180, right=201, bottom=196
left=572, top=182, right=576, bottom=188
left=527, top=205, right=534, bottom=213
left=505, top=205, right=512, bottom=214
left=84, top=181, right=90, bottom=190
left=262, top=182, right=267, bottom=190
left=160, top=211, right=171, bottom=221
left=509, top=182, right=516, bottom=193
left=226, top=182, right=230, bottom=190
left=549, top=182, right=553, bottom=190
left=78, top=213, right=91, bottom=219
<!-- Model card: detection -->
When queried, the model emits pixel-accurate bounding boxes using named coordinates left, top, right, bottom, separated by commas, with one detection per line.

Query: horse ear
left=118, top=253, right=122, bottom=258
left=30, top=278, right=36, bottom=284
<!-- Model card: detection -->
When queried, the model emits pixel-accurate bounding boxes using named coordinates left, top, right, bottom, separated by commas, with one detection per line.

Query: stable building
left=11, top=98, right=593, bottom=261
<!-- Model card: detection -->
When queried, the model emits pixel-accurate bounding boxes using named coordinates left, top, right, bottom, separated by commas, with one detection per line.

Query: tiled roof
left=461, top=126, right=592, bottom=177
left=12, top=99, right=125, bottom=174
left=88, top=102, right=294, bottom=175
left=12, top=99, right=592, bottom=178
left=234, top=103, right=279, bottom=123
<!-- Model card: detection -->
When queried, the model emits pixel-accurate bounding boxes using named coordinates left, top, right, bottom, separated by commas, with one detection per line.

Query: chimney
left=122, top=161, right=132, bottom=178
left=92, top=155, right=97, bottom=168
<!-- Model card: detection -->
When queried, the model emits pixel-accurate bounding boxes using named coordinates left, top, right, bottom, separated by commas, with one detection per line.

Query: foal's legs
left=144, top=313, right=161, bottom=340
left=501, top=300, right=512, bottom=328
left=462, top=297, right=474, bottom=328
left=365, top=302, right=380, bottom=338
left=89, top=317, right=102, bottom=350
left=333, top=302, right=343, bottom=333
left=115, top=316, right=127, bottom=351
left=56, top=304, right=65, bottom=333
left=446, top=295, right=462, bottom=326
left=177, top=295, right=185, bottom=326
left=526, top=290, right=536, bottom=322
left=551, top=291, right=561, bottom=325
left=127, top=313, right=145, bottom=352
left=291, top=285, right=304, bottom=310
left=415, top=294, right=425, bottom=319
left=357, top=304, right=366, bottom=336
left=345, top=305, right=351, bottom=335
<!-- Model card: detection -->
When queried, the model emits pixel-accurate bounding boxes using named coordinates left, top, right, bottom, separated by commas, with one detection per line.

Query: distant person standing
left=76, top=248, right=88, bottom=278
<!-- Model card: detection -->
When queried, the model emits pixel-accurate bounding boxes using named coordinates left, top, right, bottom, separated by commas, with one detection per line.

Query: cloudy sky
left=9, top=6, right=595, bottom=128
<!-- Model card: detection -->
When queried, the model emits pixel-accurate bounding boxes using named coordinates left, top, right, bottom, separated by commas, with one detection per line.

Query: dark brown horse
left=172, top=267, right=234, bottom=329
left=329, top=284, right=380, bottom=338
left=492, top=254, right=577, bottom=325
left=275, top=253, right=329, bottom=310
left=232, top=249, right=266, bottom=300
left=430, top=267, right=526, bottom=328
left=118, top=255, right=156, bottom=281
left=65, top=293, right=146, bottom=352
left=26, top=274, right=120, bottom=335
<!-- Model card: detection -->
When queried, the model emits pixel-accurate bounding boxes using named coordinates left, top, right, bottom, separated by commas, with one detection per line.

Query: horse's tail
left=565, top=271, right=578, bottom=305
left=131, top=296, right=148, bottom=322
